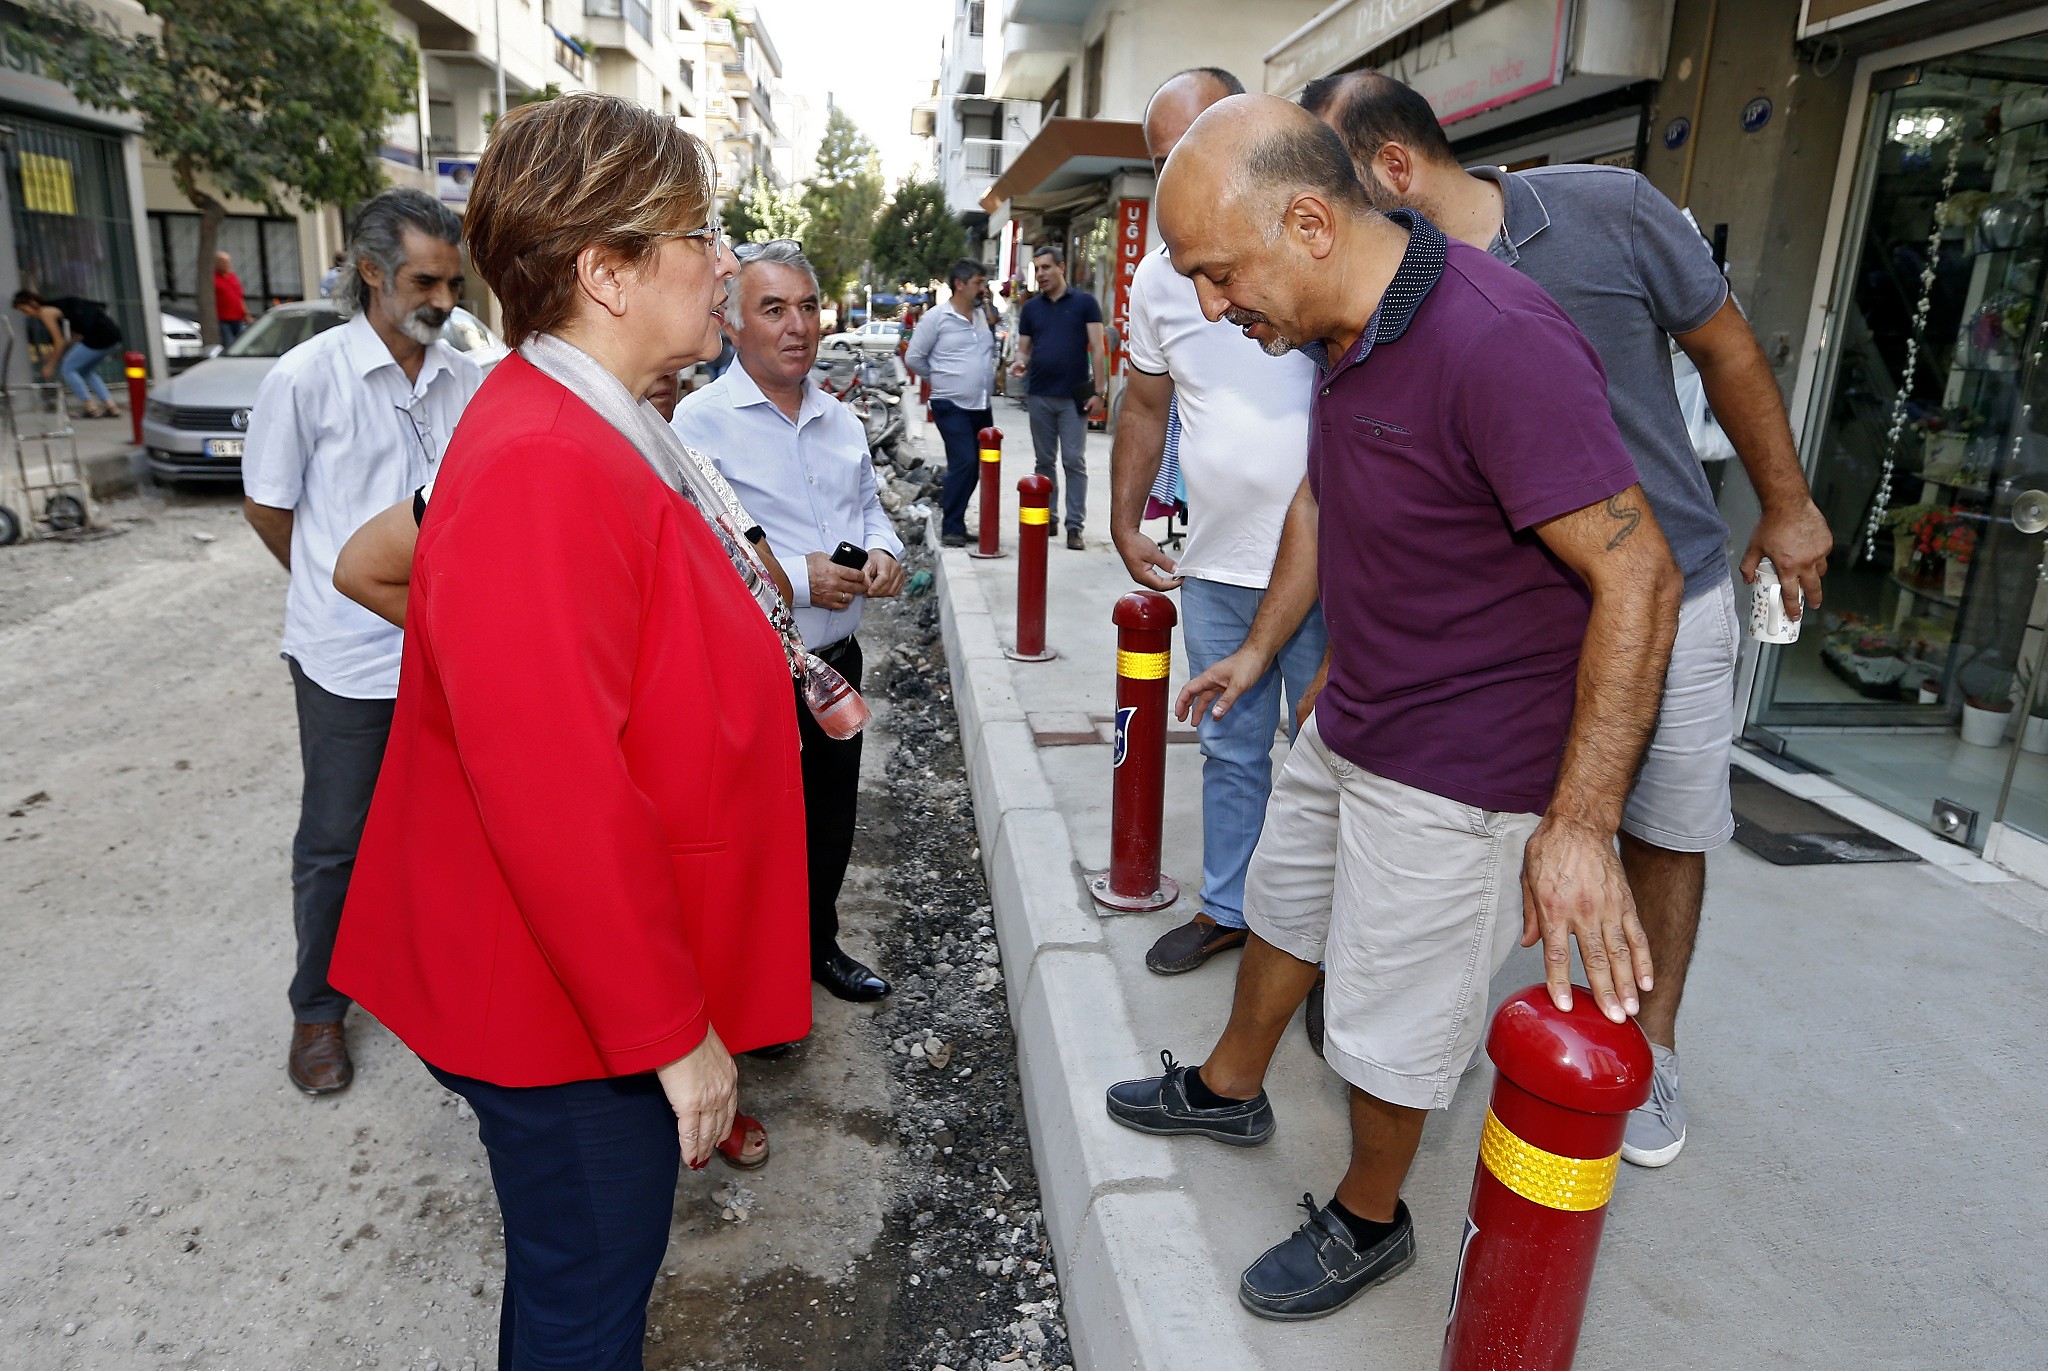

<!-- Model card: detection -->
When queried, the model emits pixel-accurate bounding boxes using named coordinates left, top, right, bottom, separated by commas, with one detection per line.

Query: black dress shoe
left=1239, top=1196, right=1414, bottom=1321
left=1145, top=912, right=1249, bottom=975
left=814, top=948, right=891, bottom=1002
left=742, top=1041, right=799, bottom=1059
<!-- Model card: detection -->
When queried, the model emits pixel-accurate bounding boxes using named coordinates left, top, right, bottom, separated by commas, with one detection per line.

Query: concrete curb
left=933, top=525, right=1261, bottom=1371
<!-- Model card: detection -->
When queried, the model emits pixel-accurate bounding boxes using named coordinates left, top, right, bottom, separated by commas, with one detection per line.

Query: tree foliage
left=799, top=106, right=883, bottom=302
left=869, top=179, right=967, bottom=291
left=722, top=168, right=811, bottom=245
left=21, top=0, right=418, bottom=342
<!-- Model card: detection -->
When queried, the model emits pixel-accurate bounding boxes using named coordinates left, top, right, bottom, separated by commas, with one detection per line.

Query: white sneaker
left=1621, top=1043, right=1686, bottom=1168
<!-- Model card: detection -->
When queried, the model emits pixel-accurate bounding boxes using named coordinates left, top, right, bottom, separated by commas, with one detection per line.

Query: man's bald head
left=1143, top=67, right=1244, bottom=170
left=1156, top=94, right=1373, bottom=356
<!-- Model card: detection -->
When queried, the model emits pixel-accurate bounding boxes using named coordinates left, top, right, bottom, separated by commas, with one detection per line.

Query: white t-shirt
left=242, top=313, right=480, bottom=698
left=1123, top=246, right=1315, bottom=589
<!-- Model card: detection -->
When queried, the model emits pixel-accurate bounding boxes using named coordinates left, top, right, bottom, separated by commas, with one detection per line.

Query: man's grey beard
left=1224, top=307, right=1297, bottom=357
left=398, top=305, right=448, bottom=346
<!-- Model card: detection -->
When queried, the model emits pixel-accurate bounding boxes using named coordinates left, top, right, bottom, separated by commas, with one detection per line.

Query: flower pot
left=1961, top=701, right=2013, bottom=747
left=1945, top=558, right=1970, bottom=599
left=2025, top=714, right=2048, bottom=755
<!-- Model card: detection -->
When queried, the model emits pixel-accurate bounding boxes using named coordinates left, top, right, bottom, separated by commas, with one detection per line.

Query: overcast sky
left=762, top=0, right=953, bottom=185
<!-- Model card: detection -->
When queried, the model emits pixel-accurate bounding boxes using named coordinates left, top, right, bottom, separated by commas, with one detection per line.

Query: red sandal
left=715, top=1112, right=770, bottom=1171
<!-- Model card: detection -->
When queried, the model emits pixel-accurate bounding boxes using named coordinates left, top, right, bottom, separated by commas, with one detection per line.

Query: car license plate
left=204, top=438, right=244, bottom=459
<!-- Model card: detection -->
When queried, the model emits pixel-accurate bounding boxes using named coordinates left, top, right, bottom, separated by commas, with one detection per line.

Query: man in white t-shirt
left=241, top=190, right=480, bottom=1096
left=1110, top=69, right=1328, bottom=992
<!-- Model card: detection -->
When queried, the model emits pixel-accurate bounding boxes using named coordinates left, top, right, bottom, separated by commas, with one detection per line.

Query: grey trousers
left=1026, top=393, right=1089, bottom=533
left=287, top=657, right=394, bottom=1023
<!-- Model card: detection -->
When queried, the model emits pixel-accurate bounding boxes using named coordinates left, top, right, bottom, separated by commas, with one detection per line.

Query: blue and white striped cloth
left=1144, top=394, right=1185, bottom=520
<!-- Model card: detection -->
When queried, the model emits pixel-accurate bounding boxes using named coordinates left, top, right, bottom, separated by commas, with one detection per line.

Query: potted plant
left=1882, top=500, right=1939, bottom=574
left=1939, top=521, right=1978, bottom=598
left=1960, top=661, right=2017, bottom=746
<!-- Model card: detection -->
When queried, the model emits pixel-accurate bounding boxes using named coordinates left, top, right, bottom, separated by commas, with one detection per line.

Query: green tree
left=22, top=0, right=418, bottom=344
left=869, top=179, right=967, bottom=292
left=722, top=168, right=811, bottom=245
left=799, top=107, right=883, bottom=303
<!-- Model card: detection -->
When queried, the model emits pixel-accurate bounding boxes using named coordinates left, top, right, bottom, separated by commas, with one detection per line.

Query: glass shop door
left=1749, top=32, right=2048, bottom=852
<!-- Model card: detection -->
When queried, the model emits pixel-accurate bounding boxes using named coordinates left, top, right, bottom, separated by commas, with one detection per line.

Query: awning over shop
left=979, top=117, right=1150, bottom=214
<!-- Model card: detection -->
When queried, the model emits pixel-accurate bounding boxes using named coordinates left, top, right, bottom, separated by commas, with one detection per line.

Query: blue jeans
left=1025, top=393, right=1089, bottom=532
left=58, top=343, right=114, bottom=405
left=219, top=318, right=247, bottom=346
left=1180, top=575, right=1329, bottom=929
left=428, top=1063, right=678, bottom=1370
left=931, top=397, right=991, bottom=537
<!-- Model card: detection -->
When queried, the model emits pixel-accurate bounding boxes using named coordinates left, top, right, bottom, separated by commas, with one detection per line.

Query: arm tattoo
left=1603, top=495, right=1641, bottom=551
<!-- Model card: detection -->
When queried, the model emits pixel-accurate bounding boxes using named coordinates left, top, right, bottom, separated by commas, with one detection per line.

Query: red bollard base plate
left=1088, top=872, right=1179, bottom=913
left=967, top=547, right=1008, bottom=560
left=1002, top=643, right=1057, bottom=663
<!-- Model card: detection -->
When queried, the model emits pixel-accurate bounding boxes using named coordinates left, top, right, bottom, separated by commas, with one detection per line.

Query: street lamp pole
left=493, top=0, right=508, bottom=121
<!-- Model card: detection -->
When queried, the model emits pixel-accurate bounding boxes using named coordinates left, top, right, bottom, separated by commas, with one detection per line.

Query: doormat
left=1728, top=767, right=1924, bottom=866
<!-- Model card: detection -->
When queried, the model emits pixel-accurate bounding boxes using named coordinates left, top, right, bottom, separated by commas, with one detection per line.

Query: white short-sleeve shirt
left=1124, top=246, right=1316, bottom=589
left=241, top=313, right=480, bottom=698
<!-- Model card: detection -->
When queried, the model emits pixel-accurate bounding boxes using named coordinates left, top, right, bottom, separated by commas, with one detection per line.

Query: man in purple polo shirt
left=1103, top=96, right=1682, bottom=1322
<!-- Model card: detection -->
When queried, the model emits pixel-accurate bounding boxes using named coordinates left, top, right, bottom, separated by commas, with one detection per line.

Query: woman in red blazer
left=329, top=95, right=809, bottom=1367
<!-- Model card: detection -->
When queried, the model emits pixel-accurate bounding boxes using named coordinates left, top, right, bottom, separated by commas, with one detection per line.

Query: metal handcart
left=0, top=332, right=96, bottom=546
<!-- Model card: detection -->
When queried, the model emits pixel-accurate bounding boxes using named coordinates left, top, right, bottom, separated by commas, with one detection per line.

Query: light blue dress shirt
left=671, top=359, right=904, bottom=650
left=903, top=300, right=996, bottom=408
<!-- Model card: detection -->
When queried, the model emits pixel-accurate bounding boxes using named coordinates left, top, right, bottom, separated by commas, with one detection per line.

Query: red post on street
left=969, top=425, right=1007, bottom=560
left=1440, top=986, right=1652, bottom=1371
left=123, top=351, right=147, bottom=446
left=1005, top=474, right=1056, bottom=662
left=919, top=374, right=932, bottom=425
left=1090, top=590, right=1180, bottom=911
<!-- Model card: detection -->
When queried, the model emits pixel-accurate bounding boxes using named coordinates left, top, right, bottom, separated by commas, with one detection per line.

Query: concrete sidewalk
left=937, top=395, right=2048, bottom=1370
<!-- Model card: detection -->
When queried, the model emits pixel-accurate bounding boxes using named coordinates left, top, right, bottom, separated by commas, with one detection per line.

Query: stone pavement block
left=968, top=718, right=1058, bottom=859
left=989, top=806, right=1102, bottom=1022
left=1063, top=1189, right=1261, bottom=1371
left=1014, top=947, right=1177, bottom=1276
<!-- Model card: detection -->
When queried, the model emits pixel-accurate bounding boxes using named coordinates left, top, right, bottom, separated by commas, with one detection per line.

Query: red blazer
left=332, top=355, right=811, bottom=1086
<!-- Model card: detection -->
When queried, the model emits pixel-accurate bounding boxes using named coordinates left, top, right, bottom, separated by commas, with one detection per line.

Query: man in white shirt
left=671, top=239, right=906, bottom=1006
left=1109, top=69, right=1329, bottom=1000
left=241, top=189, right=480, bottom=1096
left=904, top=257, right=998, bottom=547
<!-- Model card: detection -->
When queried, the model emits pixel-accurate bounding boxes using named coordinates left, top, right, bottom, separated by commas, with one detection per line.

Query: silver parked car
left=140, top=300, right=507, bottom=484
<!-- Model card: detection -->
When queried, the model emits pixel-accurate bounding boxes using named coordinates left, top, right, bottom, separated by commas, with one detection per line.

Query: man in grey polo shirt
left=1305, top=72, right=1833, bottom=1168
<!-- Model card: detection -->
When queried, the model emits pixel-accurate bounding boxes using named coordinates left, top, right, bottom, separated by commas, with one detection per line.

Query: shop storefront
left=1754, top=7, right=2048, bottom=869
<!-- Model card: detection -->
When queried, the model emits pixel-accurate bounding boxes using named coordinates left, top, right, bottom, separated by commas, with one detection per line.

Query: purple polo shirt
left=1309, top=212, right=1640, bottom=814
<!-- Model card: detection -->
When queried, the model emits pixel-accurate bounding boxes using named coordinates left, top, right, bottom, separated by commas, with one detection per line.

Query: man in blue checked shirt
left=905, top=258, right=999, bottom=547
left=1108, top=69, right=1329, bottom=1027
left=673, top=238, right=905, bottom=1007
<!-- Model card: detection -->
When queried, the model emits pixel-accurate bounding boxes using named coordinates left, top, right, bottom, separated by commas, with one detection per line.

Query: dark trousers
left=797, top=636, right=863, bottom=964
left=931, top=397, right=992, bottom=537
left=219, top=318, right=247, bottom=346
left=287, top=657, right=393, bottom=1023
left=428, top=1063, right=677, bottom=1371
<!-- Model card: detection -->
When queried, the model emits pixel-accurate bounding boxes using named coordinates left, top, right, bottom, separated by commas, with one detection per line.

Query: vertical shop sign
left=1110, top=197, right=1148, bottom=377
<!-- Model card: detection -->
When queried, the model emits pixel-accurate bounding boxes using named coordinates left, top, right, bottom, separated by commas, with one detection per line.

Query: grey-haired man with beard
left=242, top=188, right=480, bottom=1095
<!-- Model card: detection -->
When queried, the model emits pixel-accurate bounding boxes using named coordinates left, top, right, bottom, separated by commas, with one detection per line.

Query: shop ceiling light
left=1891, top=109, right=1953, bottom=149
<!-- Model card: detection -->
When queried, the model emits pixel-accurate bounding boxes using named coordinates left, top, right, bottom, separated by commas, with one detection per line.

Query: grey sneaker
left=1621, top=1043, right=1685, bottom=1167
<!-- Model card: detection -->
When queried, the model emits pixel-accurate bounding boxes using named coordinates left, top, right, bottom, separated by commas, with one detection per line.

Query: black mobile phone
left=830, top=540, right=868, bottom=570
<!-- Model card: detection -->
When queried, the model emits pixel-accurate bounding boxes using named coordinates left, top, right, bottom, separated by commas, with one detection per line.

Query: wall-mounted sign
left=1109, top=197, right=1148, bottom=377
left=1741, top=97, right=1773, bottom=133
left=1377, top=0, right=1572, bottom=128
left=436, top=159, right=478, bottom=205
left=1663, top=117, right=1691, bottom=151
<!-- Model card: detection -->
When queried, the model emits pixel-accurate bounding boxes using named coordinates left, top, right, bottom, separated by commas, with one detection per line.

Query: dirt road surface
left=0, top=476, right=1070, bottom=1371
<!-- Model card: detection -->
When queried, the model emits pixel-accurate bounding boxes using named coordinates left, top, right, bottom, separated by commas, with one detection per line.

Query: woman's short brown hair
left=465, top=93, right=714, bottom=343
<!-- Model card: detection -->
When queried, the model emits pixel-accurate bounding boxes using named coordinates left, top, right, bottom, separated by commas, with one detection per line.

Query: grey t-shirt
left=1473, top=164, right=1731, bottom=598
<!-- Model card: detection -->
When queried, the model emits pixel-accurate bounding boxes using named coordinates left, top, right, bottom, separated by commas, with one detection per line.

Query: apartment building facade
left=930, top=0, right=1042, bottom=268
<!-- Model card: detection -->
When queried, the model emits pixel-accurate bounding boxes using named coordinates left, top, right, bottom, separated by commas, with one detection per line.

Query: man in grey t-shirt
left=1306, top=73, right=1832, bottom=1169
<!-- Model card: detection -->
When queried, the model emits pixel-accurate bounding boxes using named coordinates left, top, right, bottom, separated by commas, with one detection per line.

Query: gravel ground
left=0, top=435, right=1071, bottom=1370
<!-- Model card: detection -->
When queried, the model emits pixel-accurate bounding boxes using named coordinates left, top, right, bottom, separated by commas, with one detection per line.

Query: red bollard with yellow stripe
left=1090, top=590, right=1179, bottom=912
left=1005, top=473, right=1056, bottom=662
left=124, top=351, right=148, bottom=446
left=969, top=425, right=1007, bottom=560
left=1441, top=985, right=1652, bottom=1371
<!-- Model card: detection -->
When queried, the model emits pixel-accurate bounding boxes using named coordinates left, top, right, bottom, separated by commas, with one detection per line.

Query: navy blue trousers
left=931, top=397, right=991, bottom=537
left=429, top=1064, right=678, bottom=1370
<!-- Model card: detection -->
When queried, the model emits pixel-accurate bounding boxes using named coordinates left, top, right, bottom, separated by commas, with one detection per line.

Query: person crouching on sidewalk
left=1105, top=95, right=1680, bottom=1321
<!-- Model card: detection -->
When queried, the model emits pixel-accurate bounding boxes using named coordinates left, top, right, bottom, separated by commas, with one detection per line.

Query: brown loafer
left=1066, top=528, right=1086, bottom=551
left=1145, top=912, right=1249, bottom=976
left=288, top=1021, right=353, bottom=1095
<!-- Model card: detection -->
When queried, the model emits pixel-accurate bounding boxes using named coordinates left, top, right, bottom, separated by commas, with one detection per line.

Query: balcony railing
left=961, top=135, right=1010, bottom=177
left=585, top=0, right=651, bottom=42
left=552, top=29, right=588, bottom=79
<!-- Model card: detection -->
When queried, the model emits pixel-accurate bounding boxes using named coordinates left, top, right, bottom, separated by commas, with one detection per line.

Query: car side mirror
left=202, top=343, right=223, bottom=360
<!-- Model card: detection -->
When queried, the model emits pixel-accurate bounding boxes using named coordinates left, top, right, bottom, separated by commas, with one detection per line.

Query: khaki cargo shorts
left=1244, top=714, right=1539, bottom=1110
